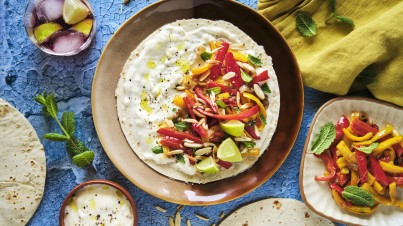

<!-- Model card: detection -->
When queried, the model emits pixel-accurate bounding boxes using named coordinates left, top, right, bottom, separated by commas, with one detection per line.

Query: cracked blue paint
left=0, top=0, right=353, bottom=225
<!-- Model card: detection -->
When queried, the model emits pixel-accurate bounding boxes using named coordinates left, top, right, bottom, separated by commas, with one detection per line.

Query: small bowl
left=59, top=179, right=137, bottom=226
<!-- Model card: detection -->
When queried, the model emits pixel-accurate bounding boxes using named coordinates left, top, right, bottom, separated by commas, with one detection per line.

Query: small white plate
left=300, top=97, right=403, bottom=226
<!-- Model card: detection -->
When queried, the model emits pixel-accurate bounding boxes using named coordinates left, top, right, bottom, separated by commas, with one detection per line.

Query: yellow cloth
left=258, top=0, right=403, bottom=107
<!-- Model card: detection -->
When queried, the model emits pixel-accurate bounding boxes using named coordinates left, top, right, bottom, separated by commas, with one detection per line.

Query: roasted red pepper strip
left=210, top=130, right=226, bottom=143
left=393, top=143, right=403, bottom=158
left=209, top=42, right=229, bottom=80
left=391, top=176, right=403, bottom=186
left=351, top=118, right=378, bottom=136
left=337, top=171, right=350, bottom=187
left=157, top=127, right=202, bottom=143
left=196, top=105, right=259, bottom=120
left=191, top=123, right=209, bottom=140
left=225, top=52, right=245, bottom=89
left=206, top=81, right=237, bottom=95
left=330, top=183, right=344, bottom=194
left=159, top=137, right=184, bottom=150
left=355, top=149, right=368, bottom=184
left=330, top=145, right=340, bottom=171
left=217, top=159, right=232, bottom=169
left=335, top=115, right=350, bottom=142
left=314, top=152, right=336, bottom=181
left=183, top=96, right=196, bottom=119
left=245, top=125, right=260, bottom=139
left=222, top=98, right=237, bottom=106
left=250, top=70, right=269, bottom=86
left=369, top=154, right=390, bottom=186
left=194, top=86, right=218, bottom=113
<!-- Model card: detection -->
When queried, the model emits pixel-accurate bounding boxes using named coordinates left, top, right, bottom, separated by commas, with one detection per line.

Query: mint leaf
left=335, top=15, right=355, bottom=28
left=200, top=52, right=212, bottom=61
left=152, top=146, right=163, bottom=154
left=66, top=136, right=91, bottom=156
left=260, top=113, right=267, bottom=125
left=261, top=83, right=271, bottom=96
left=353, top=143, right=379, bottom=154
left=174, top=121, right=188, bottom=132
left=342, top=186, right=375, bottom=207
left=62, top=112, right=75, bottom=136
left=247, top=54, right=262, bottom=67
left=296, top=11, right=317, bottom=37
left=243, top=141, right=256, bottom=149
left=241, top=70, right=252, bottom=83
left=311, top=122, right=336, bottom=155
left=43, top=133, right=69, bottom=141
left=216, top=100, right=227, bottom=109
left=72, top=151, right=95, bottom=167
left=206, top=87, right=221, bottom=95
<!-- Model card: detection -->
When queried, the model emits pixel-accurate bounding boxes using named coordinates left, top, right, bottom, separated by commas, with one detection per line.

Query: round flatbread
left=0, top=98, right=46, bottom=225
left=116, top=19, right=280, bottom=183
left=219, top=198, right=334, bottom=226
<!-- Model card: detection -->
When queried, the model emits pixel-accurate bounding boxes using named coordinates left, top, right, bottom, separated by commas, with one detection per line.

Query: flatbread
left=219, top=198, right=334, bottom=226
left=116, top=19, right=280, bottom=183
left=0, top=98, right=46, bottom=225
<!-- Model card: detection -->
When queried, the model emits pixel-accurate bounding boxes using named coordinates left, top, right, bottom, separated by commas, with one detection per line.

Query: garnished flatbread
left=0, top=98, right=46, bottom=225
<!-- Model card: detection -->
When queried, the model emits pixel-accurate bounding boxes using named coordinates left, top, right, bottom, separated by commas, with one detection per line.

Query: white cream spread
left=63, top=184, right=134, bottom=226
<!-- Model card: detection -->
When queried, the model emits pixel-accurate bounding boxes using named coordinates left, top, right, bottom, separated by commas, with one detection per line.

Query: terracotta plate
left=92, top=0, right=303, bottom=205
left=300, top=97, right=403, bottom=225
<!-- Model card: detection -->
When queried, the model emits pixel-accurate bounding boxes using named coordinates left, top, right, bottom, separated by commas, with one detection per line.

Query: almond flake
left=222, top=72, right=235, bottom=80
left=184, top=142, right=203, bottom=148
left=253, top=84, right=265, bottom=100
left=183, top=119, right=198, bottom=124
left=235, top=137, right=252, bottom=142
left=195, top=147, right=212, bottom=156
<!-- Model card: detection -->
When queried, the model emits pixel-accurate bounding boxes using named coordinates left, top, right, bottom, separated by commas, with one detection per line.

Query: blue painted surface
left=0, top=0, right=361, bottom=225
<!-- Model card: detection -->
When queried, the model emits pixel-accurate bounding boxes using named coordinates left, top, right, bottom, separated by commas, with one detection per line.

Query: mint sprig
left=342, top=186, right=375, bottom=207
left=353, top=143, right=379, bottom=154
left=325, top=0, right=355, bottom=28
left=34, top=92, right=95, bottom=168
left=310, top=122, right=336, bottom=155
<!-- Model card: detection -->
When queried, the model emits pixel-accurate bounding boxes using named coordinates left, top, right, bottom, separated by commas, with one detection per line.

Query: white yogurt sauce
left=119, top=23, right=258, bottom=175
left=63, top=184, right=134, bottom=226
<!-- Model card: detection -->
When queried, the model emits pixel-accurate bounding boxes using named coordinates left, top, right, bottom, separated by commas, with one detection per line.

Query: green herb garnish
left=261, top=83, right=271, bottom=96
left=152, top=146, right=163, bottom=154
left=296, top=11, right=317, bottom=37
left=234, top=107, right=241, bottom=113
left=247, top=54, right=262, bottom=67
left=206, top=87, right=221, bottom=95
left=243, top=141, right=256, bottom=149
left=174, top=121, right=188, bottom=132
left=176, top=154, right=185, bottom=164
left=342, top=186, right=375, bottom=207
left=326, top=0, right=355, bottom=28
left=259, top=114, right=267, bottom=125
left=200, top=52, right=212, bottom=61
left=353, top=143, right=379, bottom=154
left=34, top=92, right=95, bottom=168
left=216, top=100, right=227, bottom=108
left=172, top=108, right=177, bottom=113
left=241, top=70, right=252, bottom=83
left=310, top=122, right=336, bottom=155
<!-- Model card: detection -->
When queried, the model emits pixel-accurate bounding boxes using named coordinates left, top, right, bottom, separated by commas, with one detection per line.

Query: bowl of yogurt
left=59, top=179, right=137, bottom=226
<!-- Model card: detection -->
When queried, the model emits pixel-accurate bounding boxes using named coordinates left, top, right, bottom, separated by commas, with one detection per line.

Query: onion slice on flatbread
left=0, top=98, right=46, bottom=225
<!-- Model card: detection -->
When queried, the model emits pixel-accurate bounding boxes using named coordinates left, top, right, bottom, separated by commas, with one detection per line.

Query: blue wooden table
left=0, top=0, right=362, bottom=225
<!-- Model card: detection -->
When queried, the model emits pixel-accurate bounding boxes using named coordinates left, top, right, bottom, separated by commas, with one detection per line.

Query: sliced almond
left=183, top=139, right=194, bottom=143
left=193, top=109, right=206, bottom=118
left=222, top=71, right=235, bottom=80
left=253, top=84, right=265, bottom=100
left=199, top=70, right=210, bottom=81
left=238, top=84, right=250, bottom=93
left=167, top=149, right=184, bottom=156
left=240, top=103, right=253, bottom=109
left=237, top=61, right=256, bottom=73
left=183, top=118, right=198, bottom=124
left=235, top=137, right=252, bottom=142
left=195, top=147, right=212, bottom=156
left=254, top=124, right=261, bottom=137
left=203, top=142, right=216, bottom=147
left=184, top=142, right=203, bottom=148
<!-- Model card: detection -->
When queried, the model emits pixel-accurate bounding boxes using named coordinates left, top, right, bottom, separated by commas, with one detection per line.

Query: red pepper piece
left=336, top=171, right=350, bottom=187
left=183, top=96, right=196, bottom=119
left=355, top=149, right=368, bottom=184
left=245, top=125, right=260, bottom=140
left=209, top=42, right=230, bottom=80
left=196, top=105, right=259, bottom=120
left=194, top=86, right=218, bottom=113
left=210, top=130, right=226, bottom=143
left=335, top=115, right=350, bottom=143
left=314, top=152, right=337, bottom=181
left=222, top=98, right=238, bottom=106
left=157, top=127, right=202, bottom=143
left=206, top=81, right=237, bottom=95
left=329, top=145, right=340, bottom=171
left=393, top=143, right=403, bottom=158
left=351, top=118, right=378, bottom=136
left=369, top=154, right=390, bottom=186
left=217, top=159, right=232, bottom=169
left=250, top=70, right=269, bottom=86
left=159, top=137, right=184, bottom=150
left=225, top=52, right=245, bottom=89
left=191, top=123, right=209, bottom=140
left=391, top=176, right=403, bottom=185
left=330, top=183, right=344, bottom=194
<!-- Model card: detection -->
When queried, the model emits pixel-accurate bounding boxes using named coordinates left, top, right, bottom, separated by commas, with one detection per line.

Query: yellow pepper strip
left=366, top=172, right=376, bottom=185
left=341, top=168, right=350, bottom=174
left=209, top=41, right=216, bottom=50
left=230, top=51, right=249, bottom=62
left=343, top=128, right=373, bottom=141
left=162, top=146, right=170, bottom=156
left=216, top=92, right=230, bottom=100
left=173, top=95, right=186, bottom=108
left=373, top=181, right=385, bottom=195
left=350, top=170, right=359, bottom=186
left=191, top=64, right=211, bottom=76
left=372, top=136, right=403, bottom=156
left=241, top=148, right=260, bottom=158
left=336, top=141, right=357, bottom=164
left=379, top=161, right=403, bottom=174
left=242, top=93, right=267, bottom=118
left=360, top=183, right=402, bottom=208
left=390, top=182, right=397, bottom=204
left=336, top=157, right=347, bottom=169
left=185, top=90, right=195, bottom=99
left=331, top=189, right=376, bottom=215
left=384, top=148, right=396, bottom=162
left=371, top=124, right=393, bottom=142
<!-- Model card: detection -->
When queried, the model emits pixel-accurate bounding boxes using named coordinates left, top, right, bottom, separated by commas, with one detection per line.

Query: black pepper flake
left=96, top=214, right=100, bottom=220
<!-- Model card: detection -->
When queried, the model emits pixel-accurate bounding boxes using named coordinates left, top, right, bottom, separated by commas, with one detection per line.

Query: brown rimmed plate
left=92, top=0, right=303, bottom=205
left=300, top=97, right=403, bottom=226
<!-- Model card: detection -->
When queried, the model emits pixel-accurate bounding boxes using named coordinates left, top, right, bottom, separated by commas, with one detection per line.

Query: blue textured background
left=0, top=0, right=362, bottom=225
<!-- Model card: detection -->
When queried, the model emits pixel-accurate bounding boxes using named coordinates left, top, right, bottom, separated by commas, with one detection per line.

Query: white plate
left=300, top=97, right=403, bottom=226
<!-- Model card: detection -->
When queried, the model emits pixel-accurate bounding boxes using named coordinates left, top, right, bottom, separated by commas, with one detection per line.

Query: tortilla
left=219, top=198, right=334, bottom=226
left=116, top=19, right=280, bottom=183
left=0, top=98, right=46, bottom=225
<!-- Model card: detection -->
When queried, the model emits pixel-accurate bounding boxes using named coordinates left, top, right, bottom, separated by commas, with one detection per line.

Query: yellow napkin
left=258, top=0, right=403, bottom=107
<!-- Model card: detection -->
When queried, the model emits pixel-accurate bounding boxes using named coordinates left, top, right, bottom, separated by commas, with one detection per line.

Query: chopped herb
left=200, top=52, right=212, bottom=61
left=206, top=87, right=221, bottom=95
left=353, top=143, right=379, bottom=154
left=174, top=121, right=188, bottom=131
left=234, top=107, right=241, bottom=113
left=246, top=120, right=256, bottom=127
left=310, top=122, right=336, bottom=155
left=259, top=114, right=267, bottom=125
left=261, top=83, right=271, bottom=95
left=247, top=54, right=262, bottom=67
left=152, top=146, right=163, bottom=154
left=216, top=100, right=227, bottom=108
left=241, top=70, right=252, bottom=83
left=172, top=108, right=177, bottom=112
left=176, top=154, right=185, bottom=163
left=242, top=141, right=256, bottom=149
